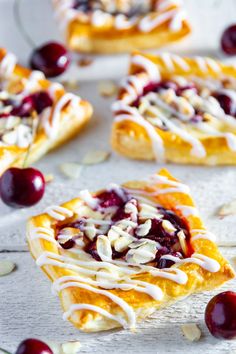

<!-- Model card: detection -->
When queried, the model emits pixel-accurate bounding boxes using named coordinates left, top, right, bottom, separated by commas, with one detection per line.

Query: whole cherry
left=30, top=41, right=70, bottom=77
left=205, top=291, right=236, bottom=339
left=0, top=167, right=45, bottom=208
left=221, top=25, right=236, bottom=55
left=15, top=338, right=53, bottom=354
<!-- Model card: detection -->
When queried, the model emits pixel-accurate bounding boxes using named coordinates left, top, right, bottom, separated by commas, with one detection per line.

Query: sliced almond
left=60, top=163, right=83, bottom=179
left=98, top=80, right=117, bottom=97
left=218, top=199, right=236, bottom=217
left=77, top=57, right=93, bottom=67
left=136, top=219, right=152, bottom=237
left=58, top=227, right=81, bottom=244
left=2, top=130, right=17, bottom=145
left=126, top=241, right=157, bottom=264
left=62, top=341, right=81, bottom=354
left=181, top=323, right=201, bottom=342
left=84, top=224, right=97, bottom=241
left=114, top=236, right=132, bottom=252
left=162, top=220, right=176, bottom=233
left=0, top=260, right=15, bottom=276
left=44, top=174, right=54, bottom=183
left=96, top=235, right=112, bottom=260
left=61, top=80, right=79, bottom=91
left=177, top=230, right=188, bottom=255
left=82, top=150, right=110, bottom=165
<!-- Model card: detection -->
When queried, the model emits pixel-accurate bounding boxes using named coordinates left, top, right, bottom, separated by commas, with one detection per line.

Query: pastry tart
left=112, top=52, right=236, bottom=165
left=53, top=0, right=190, bottom=53
left=0, top=48, right=92, bottom=175
left=27, top=169, right=235, bottom=332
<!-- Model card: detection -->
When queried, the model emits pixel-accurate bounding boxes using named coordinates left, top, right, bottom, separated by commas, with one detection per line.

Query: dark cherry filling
left=0, top=91, right=53, bottom=120
left=11, top=91, right=53, bottom=117
left=98, top=190, right=128, bottom=208
left=133, top=80, right=198, bottom=106
left=214, top=92, right=236, bottom=117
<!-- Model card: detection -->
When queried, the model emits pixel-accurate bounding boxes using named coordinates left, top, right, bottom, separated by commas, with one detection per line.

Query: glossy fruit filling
left=0, top=91, right=53, bottom=119
left=56, top=188, right=191, bottom=269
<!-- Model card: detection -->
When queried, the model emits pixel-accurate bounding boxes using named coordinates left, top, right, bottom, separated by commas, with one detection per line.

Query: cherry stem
left=13, top=0, right=36, bottom=48
left=0, top=347, right=12, bottom=354
left=22, top=112, right=39, bottom=168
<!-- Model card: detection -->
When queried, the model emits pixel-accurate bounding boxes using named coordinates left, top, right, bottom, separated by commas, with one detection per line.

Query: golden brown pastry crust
left=53, top=0, right=191, bottom=53
left=0, top=48, right=93, bottom=175
left=112, top=52, right=236, bottom=165
left=27, top=169, right=235, bottom=332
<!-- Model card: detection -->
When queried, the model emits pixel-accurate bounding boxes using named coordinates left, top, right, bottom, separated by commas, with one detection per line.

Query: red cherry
left=205, top=291, right=236, bottom=339
left=0, top=167, right=45, bottom=208
left=30, top=42, right=70, bottom=77
left=15, top=338, right=53, bottom=354
left=221, top=25, right=236, bottom=55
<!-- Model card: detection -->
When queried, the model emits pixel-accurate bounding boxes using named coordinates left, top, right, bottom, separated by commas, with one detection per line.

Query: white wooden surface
left=0, top=0, right=236, bottom=353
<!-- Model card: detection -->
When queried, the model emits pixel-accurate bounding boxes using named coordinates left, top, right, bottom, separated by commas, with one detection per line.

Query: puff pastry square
left=27, top=169, right=234, bottom=332
left=0, top=48, right=93, bottom=175
left=112, top=52, right=236, bottom=165
left=53, top=0, right=191, bottom=53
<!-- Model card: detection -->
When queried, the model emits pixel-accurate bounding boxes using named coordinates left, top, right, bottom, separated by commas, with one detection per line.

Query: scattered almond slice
left=181, top=323, right=201, bottom=342
left=61, top=80, right=79, bottom=91
left=98, top=80, right=117, bottom=97
left=218, top=199, right=236, bottom=217
left=82, top=150, right=110, bottom=165
left=77, top=57, right=93, bottom=67
left=62, top=341, right=81, bottom=354
left=60, top=163, right=83, bottom=179
left=44, top=174, right=54, bottom=183
left=0, top=260, right=15, bottom=276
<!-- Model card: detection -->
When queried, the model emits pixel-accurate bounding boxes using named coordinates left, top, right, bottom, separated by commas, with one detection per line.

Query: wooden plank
left=0, top=249, right=235, bottom=353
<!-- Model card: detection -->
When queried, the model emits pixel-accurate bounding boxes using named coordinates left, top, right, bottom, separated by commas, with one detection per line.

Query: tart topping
left=56, top=185, right=191, bottom=268
left=221, top=24, right=236, bottom=55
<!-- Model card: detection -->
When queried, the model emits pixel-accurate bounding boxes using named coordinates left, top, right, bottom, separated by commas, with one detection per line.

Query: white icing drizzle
left=79, top=190, right=99, bottom=209
left=30, top=227, right=57, bottom=245
left=115, top=113, right=165, bottom=162
left=0, top=53, right=16, bottom=77
left=63, top=304, right=128, bottom=328
left=131, top=55, right=160, bottom=81
left=33, top=177, right=222, bottom=329
left=175, top=205, right=199, bottom=217
left=21, top=71, right=45, bottom=94
left=138, top=8, right=182, bottom=33
left=43, top=93, right=81, bottom=139
left=191, top=229, right=216, bottom=242
left=161, top=253, right=220, bottom=272
left=45, top=205, right=73, bottom=221
left=57, top=280, right=136, bottom=328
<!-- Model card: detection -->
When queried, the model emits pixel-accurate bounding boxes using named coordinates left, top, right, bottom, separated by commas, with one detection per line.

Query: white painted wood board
left=0, top=0, right=236, bottom=353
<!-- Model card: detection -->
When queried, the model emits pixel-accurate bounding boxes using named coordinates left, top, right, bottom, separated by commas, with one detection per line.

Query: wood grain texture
left=1, top=0, right=236, bottom=353
left=0, top=249, right=235, bottom=353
